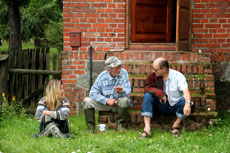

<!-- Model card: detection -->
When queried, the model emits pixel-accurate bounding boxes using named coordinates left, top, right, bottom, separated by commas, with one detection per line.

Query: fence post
left=0, top=55, right=9, bottom=103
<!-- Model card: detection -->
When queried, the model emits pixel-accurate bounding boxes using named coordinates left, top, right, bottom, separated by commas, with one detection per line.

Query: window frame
left=125, top=0, right=192, bottom=51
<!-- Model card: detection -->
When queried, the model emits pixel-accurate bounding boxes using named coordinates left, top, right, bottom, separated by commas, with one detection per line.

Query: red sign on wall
left=70, top=32, right=81, bottom=47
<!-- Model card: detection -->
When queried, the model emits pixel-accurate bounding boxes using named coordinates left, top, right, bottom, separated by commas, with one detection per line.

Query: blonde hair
left=45, top=80, right=62, bottom=111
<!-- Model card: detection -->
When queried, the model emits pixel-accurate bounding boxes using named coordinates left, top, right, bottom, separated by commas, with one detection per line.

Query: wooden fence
left=0, top=47, right=61, bottom=111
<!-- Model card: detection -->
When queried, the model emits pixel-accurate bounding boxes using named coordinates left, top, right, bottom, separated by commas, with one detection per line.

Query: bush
left=0, top=93, right=26, bottom=120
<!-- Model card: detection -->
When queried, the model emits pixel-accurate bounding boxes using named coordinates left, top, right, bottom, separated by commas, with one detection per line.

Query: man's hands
left=183, top=103, right=191, bottom=116
left=183, top=88, right=192, bottom=116
left=107, top=99, right=116, bottom=106
left=160, top=95, right=167, bottom=103
left=107, top=86, right=123, bottom=106
left=114, top=86, right=123, bottom=94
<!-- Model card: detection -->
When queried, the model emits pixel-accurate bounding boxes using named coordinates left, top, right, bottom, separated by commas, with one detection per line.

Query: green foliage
left=0, top=93, right=26, bottom=121
left=0, top=3, right=9, bottom=40
left=0, top=0, right=63, bottom=51
left=1, top=0, right=29, bottom=7
left=21, top=0, right=62, bottom=41
left=44, top=19, right=63, bottom=52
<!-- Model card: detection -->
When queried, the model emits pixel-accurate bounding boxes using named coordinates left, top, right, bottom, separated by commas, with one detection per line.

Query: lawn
left=1, top=112, right=230, bottom=153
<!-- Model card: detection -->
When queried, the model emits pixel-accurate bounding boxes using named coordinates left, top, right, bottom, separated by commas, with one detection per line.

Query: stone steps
left=98, top=111, right=217, bottom=131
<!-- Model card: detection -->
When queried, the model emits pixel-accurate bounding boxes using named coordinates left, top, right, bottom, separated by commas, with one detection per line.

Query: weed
left=0, top=92, right=26, bottom=120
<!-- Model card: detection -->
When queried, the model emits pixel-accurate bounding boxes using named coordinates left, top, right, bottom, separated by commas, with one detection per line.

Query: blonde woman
left=34, top=80, right=72, bottom=138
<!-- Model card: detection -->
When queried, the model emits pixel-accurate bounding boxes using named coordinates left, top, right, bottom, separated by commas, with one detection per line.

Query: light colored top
left=89, top=68, right=131, bottom=105
left=165, top=69, right=188, bottom=106
left=35, top=97, right=70, bottom=123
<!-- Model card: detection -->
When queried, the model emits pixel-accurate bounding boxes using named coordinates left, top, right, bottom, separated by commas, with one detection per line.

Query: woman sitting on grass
left=33, top=79, right=73, bottom=138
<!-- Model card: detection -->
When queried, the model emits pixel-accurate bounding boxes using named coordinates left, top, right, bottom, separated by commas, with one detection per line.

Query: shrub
left=0, top=93, right=26, bottom=120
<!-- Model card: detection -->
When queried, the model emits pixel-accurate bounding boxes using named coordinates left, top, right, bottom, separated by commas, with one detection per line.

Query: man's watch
left=185, top=101, right=191, bottom=104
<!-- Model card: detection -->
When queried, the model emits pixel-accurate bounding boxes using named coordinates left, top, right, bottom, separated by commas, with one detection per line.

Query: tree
left=44, top=19, right=63, bottom=51
left=21, top=0, right=61, bottom=43
left=0, top=0, right=29, bottom=51
left=0, top=0, right=63, bottom=51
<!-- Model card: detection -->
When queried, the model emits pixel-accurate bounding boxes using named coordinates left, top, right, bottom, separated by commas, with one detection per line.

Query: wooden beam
left=125, top=0, right=129, bottom=49
left=8, top=69, right=61, bottom=75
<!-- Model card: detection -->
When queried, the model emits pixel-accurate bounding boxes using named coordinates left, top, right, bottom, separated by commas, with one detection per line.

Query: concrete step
left=98, top=111, right=217, bottom=131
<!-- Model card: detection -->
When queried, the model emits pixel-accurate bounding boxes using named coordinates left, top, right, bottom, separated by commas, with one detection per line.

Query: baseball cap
left=105, top=56, right=122, bottom=68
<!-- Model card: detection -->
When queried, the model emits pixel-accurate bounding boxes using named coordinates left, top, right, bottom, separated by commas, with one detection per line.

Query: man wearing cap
left=83, top=56, right=131, bottom=133
left=139, top=57, right=192, bottom=138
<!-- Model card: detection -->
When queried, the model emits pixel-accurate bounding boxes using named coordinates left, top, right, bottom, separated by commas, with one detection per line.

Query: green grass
left=1, top=112, right=230, bottom=153
left=0, top=41, right=8, bottom=52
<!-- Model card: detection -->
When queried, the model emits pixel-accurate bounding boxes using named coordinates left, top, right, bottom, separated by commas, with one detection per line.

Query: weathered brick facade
left=63, top=0, right=230, bottom=124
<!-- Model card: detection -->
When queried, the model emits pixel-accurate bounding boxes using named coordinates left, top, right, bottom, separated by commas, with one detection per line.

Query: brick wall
left=192, top=0, right=230, bottom=111
left=192, top=0, right=230, bottom=57
left=63, top=0, right=230, bottom=114
left=63, top=0, right=127, bottom=114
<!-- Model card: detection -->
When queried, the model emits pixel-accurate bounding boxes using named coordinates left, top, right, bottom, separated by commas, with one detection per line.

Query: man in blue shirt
left=83, top=56, right=131, bottom=133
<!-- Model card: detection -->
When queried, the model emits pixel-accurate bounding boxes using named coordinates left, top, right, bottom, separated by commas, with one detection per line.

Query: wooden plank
left=0, top=55, right=9, bottom=103
left=42, top=50, right=46, bottom=89
left=31, top=51, right=36, bottom=103
left=125, top=0, right=129, bottom=49
left=20, top=50, right=25, bottom=100
left=23, top=51, right=29, bottom=104
left=45, top=52, right=50, bottom=82
left=8, top=69, right=61, bottom=75
left=53, top=54, right=57, bottom=71
left=27, top=49, right=32, bottom=96
left=24, top=83, right=47, bottom=105
left=15, top=50, right=21, bottom=100
left=57, top=53, right=62, bottom=79
left=38, top=52, right=44, bottom=100
left=176, top=0, right=191, bottom=51
left=46, top=47, right=50, bottom=54
left=58, top=53, right=61, bottom=70
left=35, top=48, right=40, bottom=101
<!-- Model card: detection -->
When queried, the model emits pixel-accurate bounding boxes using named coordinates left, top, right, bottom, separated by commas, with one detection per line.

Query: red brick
left=194, top=4, right=206, bottom=8
left=214, top=34, right=229, bottom=38
left=92, top=3, right=107, bottom=7
left=76, top=3, right=89, bottom=7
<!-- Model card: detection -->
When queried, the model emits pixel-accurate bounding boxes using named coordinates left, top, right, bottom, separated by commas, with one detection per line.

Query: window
left=125, top=0, right=192, bottom=51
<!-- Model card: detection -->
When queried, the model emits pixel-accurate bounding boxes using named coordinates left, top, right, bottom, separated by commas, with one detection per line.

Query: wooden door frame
left=125, top=0, right=192, bottom=51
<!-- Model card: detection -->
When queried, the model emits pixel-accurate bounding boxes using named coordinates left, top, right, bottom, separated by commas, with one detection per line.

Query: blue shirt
left=89, top=68, right=131, bottom=105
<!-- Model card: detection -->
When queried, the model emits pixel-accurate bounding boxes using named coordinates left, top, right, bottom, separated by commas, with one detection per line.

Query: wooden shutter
left=176, top=0, right=192, bottom=51
left=131, top=0, right=172, bottom=43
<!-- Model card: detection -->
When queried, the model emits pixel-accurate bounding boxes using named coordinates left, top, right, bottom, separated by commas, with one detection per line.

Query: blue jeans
left=141, top=93, right=185, bottom=119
